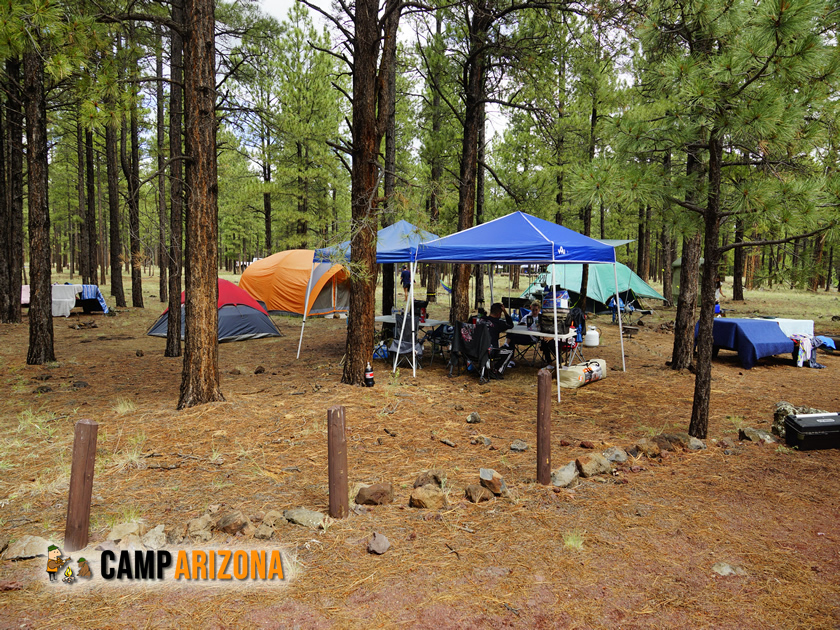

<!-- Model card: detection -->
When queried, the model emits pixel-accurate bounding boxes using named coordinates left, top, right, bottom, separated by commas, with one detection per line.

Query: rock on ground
left=355, top=483, right=394, bottom=505
left=603, top=446, right=628, bottom=463
left=551, top=462, right=579, bottom=488
left=409, top=485, right=448, bottom=509
left=576, top=453, right=612, bottom=478
left=413, top=470, right=445, bottom=488
left=635, top=438, right=661, bottom=458
left=367, top=532, right=391, bottom=555
left=284, top=508, right=326, bottom=529
left=464, top=484, right=494, bottom=503
left=479, top=468, right=506, bottom=495
left=107, top=522, right=145, bottom=542
left=141, top=525, right=166, bottom=550
left=739, top=427, right=777, bottom=444
left=2, top=535, right=55, bottom=560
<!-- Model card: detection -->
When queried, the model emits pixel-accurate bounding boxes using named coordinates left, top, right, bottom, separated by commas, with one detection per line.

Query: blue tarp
left=314, top=220, right=439, bottom=264
left=414, top=212, right=616, bottom=264
left=696, top=318, right=795, bottom=369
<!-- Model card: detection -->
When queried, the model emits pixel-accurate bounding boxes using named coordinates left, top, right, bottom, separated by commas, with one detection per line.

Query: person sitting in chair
left=481, top=302, right=514, bottom=378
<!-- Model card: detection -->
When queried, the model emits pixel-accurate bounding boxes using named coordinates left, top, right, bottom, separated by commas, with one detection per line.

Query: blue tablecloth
left=696, top=318, right=795, bottom=369
left=79, top=285, right=109, bottom=314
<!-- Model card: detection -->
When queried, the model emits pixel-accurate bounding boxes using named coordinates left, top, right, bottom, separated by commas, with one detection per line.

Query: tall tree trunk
left=381, top=1, right=400, bottom=319
left=129, top=78, right=143, bottom=307
left=0, top=93, right=9, bottom=321
left=77, top=119, right=90, bottom=284
left=732, top=217, right=744, bottom=300
left=689, top=131, right=723, bottom=439
left=425, top=14, right=443, bottom=304
left=450, top=1, right=490, bottom=325
left=474, top=87, right=486, bottom=310
left=825, top=247, right=833, bottom=291
left=106, top=119, right=126, bottom=307
left=157, top=28, right=168, bottom=302
left=167, top=0, right=185, bottom=357
left=97, top=138, right=107, bottom=285
left=661, top=227, right=673, bottom=307
left=341, top=0, right=386, bottom=385
left=24, top=50, right=55, bottom=364
left=179, top=0, right=223, bottom=407
left=5, top=59, right=24, bottom=323
left=641, top=205, right=651, bottom=280
left=85, top=128, right=98, bottom=285
left=670, top=146, right=703, bottom=370
left=811, top=233, right=825, bottom=292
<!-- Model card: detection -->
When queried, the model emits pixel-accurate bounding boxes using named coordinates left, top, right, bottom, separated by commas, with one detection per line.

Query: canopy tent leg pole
left=614, top=263, right=626, bottom=372
left=489, top=264, right=494, bottom=305
left=551, top=263, right=561, bottom=403
left=297, top=258, right=317, bottom=359
left=410, top=260, right=418, bottom=377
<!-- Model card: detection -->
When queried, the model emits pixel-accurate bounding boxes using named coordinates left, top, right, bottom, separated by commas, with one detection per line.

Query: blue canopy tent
left=411, top=212, right=626, bottom=398
left=313, top=219, right=438, bottom=264
left=298, top=220, right=440, bottom=358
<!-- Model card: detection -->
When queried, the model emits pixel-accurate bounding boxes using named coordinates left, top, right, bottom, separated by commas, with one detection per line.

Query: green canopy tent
left=520, top=262, right=666, bottom=312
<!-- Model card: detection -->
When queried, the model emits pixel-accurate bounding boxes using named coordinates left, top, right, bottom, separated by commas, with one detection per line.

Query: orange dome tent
left=239, top=249, right=349, bottom=317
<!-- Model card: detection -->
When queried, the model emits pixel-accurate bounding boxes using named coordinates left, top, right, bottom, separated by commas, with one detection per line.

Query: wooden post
left=64, top=419, right=98, bottom=551
left=327, top=406, right=348, bottom=519
left=537, top=369, right=552, bottom=485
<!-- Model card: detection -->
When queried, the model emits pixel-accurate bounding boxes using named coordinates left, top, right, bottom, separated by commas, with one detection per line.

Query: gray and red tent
left=147, top=278, right=281, bottom=342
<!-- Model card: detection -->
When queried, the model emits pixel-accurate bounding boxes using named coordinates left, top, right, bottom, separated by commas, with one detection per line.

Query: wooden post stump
left=537, top=369, right=552, bottom=485
left=64, top=418, right=98, bottom=551
left=327, top=406, right=348, bottom=519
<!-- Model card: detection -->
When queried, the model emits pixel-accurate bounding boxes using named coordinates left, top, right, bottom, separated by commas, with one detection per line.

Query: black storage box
left=784, top=413, right=840, bottom=450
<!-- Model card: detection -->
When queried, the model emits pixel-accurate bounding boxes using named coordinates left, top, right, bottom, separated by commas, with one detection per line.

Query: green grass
left=562, top=530, right=586, bottom=551
left=112, top=397, right=136, bottom=415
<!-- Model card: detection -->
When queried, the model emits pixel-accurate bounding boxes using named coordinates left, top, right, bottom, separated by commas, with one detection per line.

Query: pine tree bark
left=450, top=1, right=491, bottom=325
left=670, top=147, right=703, bottom=370
left=77, top=120, right=90, bottom=284
left=24, top=50, right=55, bottom=365
left=85, top=128, right=98, bottom=285
left=689, top=131, right=724, bottom=439
left=3, top=59, right=24, bottom=323
left=106, top=119, right=126, bottom=307
left=157, top=28, right=168, bottom=303
left=732, top=217, right=744, bottom=300
left=381, top=1, right=400, bottom=321
left=341, top=0, right=384, bottom=385
left=178, top=0, right=223, bottom=408
left=167, top=0, right=185, bottom=357
left=0, top=97, right=9, bottom=321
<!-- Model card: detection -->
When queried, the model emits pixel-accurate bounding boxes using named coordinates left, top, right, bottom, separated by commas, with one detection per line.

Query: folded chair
left=448, top=321, right=492, bottom=384
left=388, top=313, right=424, bottom=370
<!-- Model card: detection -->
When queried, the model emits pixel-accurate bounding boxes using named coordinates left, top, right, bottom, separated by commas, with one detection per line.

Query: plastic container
left=584, top=326, right=600, bottom=347
left=364, top=362, right=375, bottom=387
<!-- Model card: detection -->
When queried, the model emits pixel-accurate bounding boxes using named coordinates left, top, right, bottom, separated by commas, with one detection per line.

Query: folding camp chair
left=423, top=323, right=454, bottom=366
left=388, top=313, right=424, bottom=370
left=449, top=321, right=492, bottom=384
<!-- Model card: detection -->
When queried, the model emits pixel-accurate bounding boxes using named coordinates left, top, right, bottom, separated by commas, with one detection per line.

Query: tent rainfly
left=520, top=262, right=666, bottom=312
left=313, top=219, right=439, bottom=264
left=411, top=211, right=626, bottom=400
left=147, top=278, right=281, bottom=342
left=239, top=249, right=349, bottom=317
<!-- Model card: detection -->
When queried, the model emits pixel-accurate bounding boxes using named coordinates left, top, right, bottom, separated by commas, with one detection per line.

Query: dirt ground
left=1, top=276, right=839, bottom=629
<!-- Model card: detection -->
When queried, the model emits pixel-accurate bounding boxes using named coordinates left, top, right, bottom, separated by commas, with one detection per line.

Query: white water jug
left=584, top=326, right=600, bottom=347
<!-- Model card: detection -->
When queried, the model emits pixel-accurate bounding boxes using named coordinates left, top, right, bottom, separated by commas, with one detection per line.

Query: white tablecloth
left=771, top=318, right=814, bottom=337
left=51, top=284, right=82, bottom=317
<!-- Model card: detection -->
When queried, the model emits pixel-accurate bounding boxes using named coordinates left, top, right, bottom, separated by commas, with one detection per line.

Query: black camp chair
left=388, top=312, right=424, bottom=370
left=423, top=323, right=454, bottom=366
left=449, top=321, right=492, bottom=384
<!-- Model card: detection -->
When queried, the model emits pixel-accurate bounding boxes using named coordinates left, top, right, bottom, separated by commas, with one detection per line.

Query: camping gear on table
left=584, top=326, right=601, bottom=347
left=539, top=311, right=570, bottom=334
left=542, top=288, right=569, bottom=311
left=556, top=359, right=607, bottom=389
left=784, top=413, right=840, bottom=450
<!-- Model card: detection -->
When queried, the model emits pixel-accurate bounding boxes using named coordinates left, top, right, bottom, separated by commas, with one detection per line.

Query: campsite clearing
left=0, top=273, right=839, bottom=628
